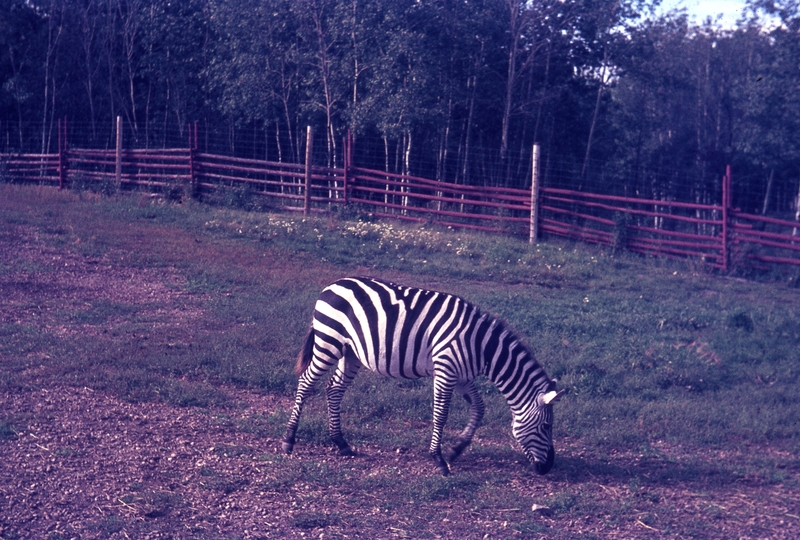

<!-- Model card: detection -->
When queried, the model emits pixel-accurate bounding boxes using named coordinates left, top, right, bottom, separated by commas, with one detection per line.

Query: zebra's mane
left=470, top=303, right=540, bottom=364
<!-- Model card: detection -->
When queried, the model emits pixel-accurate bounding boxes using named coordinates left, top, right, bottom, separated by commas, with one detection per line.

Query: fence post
left=115, top=116, right=122, bottom=189
left=188, top=121, right=197, bottom=197
left=57, top=118, right=67, bottom=189
left=304, top=126, right=313, bottom=216
left=721, top=165, right=731, bottom=272
left=529, top=143, right=541, bottom=244
left=342, top=130, right=350, bottom=205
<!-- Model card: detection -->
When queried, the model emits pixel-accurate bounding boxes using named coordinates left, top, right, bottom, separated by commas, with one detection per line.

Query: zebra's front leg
left=326, top=356, right=360, bottom=457
left=445, top=381, right=485, bottom=463
left=429, top=377, right=456, bottom=476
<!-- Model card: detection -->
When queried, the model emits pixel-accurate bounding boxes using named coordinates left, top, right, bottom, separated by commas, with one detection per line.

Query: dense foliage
left=1, top=0, right=799, bottom=212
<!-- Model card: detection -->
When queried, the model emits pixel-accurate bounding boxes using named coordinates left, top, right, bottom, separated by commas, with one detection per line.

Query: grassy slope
left=2, top=184, right=800, bottom=537
left=3, top=182, right=799, bottom=450
left=141, top=189, right=800, bottom=451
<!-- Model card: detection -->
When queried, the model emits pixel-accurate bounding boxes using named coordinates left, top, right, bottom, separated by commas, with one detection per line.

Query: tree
left=140, top=0, right=209, bottom=146
left=1, top=0, right=795, bottom=209
left=736, top=1, right=800, bottom=214
left=207, top=0, right=304, bottom=160
left=0, top=0, right=43, bottom=149
left=77, top=0, right=103, bottom=142
left=294, top=0, right=350, bottom=166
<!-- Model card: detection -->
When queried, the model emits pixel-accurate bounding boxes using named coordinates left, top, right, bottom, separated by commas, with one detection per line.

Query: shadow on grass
left=556, top=452, right=751, bottom=489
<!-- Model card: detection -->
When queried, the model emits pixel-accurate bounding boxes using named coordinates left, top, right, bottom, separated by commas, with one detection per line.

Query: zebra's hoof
left=444, top=448, right=460, bottom=462
left=432, top=454, right=451, bottom=476
left=282, top=441, right=294, bottom=455
left=445, top=439, right=470, bottom=462
left=338, top=446, right=355, bottom=457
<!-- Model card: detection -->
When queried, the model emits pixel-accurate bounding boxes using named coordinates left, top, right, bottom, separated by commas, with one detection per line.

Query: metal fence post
left=188, top=121, right=198, bottom=197
left=304, top=126, right=313, bottom=216
left=529, top=143, right=540, bottom=244
left=115, top=116, right=122, bottom=189
left=342, top=130, right=350, bottom=205
left=721, top=165, right=731, bottom=272
left=58, top=118, right=67, bottom=189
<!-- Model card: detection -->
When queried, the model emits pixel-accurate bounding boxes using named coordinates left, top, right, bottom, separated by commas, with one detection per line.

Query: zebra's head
left=512, top=381, right=565, bottom=475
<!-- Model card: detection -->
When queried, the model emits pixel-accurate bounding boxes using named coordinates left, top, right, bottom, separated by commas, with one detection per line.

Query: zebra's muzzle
left=534, top=446, right=555, bottom=475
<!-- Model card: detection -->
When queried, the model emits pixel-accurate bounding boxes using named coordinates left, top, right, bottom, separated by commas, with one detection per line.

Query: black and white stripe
left=283, top=277, right=564, bottom=475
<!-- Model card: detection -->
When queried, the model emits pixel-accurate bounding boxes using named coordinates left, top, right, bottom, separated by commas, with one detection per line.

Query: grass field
left=1, top=184, right=799, bottom=538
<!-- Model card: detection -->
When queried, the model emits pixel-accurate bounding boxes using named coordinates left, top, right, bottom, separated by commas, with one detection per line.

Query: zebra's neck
left=481, top=325, right=549, bottom=416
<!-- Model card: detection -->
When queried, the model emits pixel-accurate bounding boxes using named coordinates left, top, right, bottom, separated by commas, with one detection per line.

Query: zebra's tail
left=294, top=327, right=314, bottom=376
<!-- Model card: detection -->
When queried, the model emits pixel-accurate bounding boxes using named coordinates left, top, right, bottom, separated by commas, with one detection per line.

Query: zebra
left=282, top=276, right=565, bottom=475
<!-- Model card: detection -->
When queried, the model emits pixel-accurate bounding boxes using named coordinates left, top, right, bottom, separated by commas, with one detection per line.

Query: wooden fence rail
left=2, top=128, right=799, bottom=272
left=349, top=165, right=531, bottom=234
left=0, top=154, right=60, bottom=185
left=730, top=211, right=800, bottom=267
left=539, top=185, right=728, bottom=269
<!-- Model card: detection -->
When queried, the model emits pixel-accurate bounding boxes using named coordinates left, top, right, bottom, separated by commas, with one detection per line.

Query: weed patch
left=291, top=511, right=340, bottom=529
left=0, top=421, right=18, bottom=441
left=400, top=474, right=481, bottom=503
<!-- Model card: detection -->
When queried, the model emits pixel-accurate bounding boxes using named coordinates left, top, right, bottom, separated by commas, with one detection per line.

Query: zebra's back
left=313, top=277, right=480, bottom=380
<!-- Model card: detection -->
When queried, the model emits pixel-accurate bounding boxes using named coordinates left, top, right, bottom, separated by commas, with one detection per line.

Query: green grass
left=2, top=184, right=799, bottom=451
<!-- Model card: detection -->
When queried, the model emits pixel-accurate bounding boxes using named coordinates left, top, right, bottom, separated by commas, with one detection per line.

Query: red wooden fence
left=2, top=130, right=799, bottom=271
left=0, top=153, right=60, bottom=185
left=68, top=148, right=192, bottom=190
left=730, top=211, right=800, bottom=267
left=539, top=186, right=728, bottom=269
left=349, top=166, right=530, bottom=234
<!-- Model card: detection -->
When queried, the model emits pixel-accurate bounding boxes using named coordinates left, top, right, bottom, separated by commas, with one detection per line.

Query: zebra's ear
left=541, top=389, right=566, bottom=405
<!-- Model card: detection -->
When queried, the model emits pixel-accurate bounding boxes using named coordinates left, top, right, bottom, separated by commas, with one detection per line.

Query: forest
left=1, top=0, right=799, bottom=215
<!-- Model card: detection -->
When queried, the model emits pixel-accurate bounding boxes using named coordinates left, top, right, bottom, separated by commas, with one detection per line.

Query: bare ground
left=1, top=188, right=800, bottom=539
left=3, top=384, right=800, bottom=539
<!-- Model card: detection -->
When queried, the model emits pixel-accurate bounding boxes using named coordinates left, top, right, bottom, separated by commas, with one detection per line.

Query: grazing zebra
left=282, top=277, right=564, bottom=475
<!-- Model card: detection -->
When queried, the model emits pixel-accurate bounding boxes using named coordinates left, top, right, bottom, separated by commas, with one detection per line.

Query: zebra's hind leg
left=283, top=358, right=336, bottom=455
left=445, top=381, right=485, bottom=462
left=326, top=352, right=361, bottom=457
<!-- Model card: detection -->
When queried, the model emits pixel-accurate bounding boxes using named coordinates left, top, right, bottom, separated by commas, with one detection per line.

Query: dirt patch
left=2, top=386, right=800, bottom=539
left=0, top=222, right=205, bottom=337
left=0, top=386, right=294, bottom=539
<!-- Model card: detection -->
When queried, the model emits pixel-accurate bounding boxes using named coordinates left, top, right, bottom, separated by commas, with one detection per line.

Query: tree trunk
left=461, top=75, right=477, bottom=184
left=383, top=135, right=390, bottom=208
left=41, top=2, right=64, bottom=155
left=402, top=131, right=412, bottom=215
left=120, top=0, right=141, bottom=140
left=581, top=55, right=608, bottom=185
left=793, top=179, right=800, bottom=237
left=351, top=0, right=359, bottom=106
left=500, top=0, right=523, bottom=163
left=311, top=5, right=336, bottom=168
left=439, top=98, right=452, bottom=182
left=81, top=0, right=99, bottom=143
left=761, top=168, right=774, bottom=215
left=280, top=62, right=296, bottom=163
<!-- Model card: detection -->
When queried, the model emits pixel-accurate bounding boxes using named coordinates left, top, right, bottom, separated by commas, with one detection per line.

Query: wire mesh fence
left=2, top=119, right=799, bottom=272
